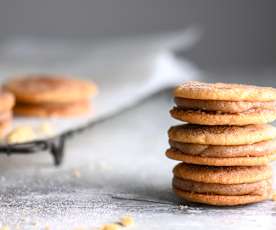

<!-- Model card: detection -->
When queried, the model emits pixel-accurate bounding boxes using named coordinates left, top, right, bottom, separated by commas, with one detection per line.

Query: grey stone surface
left=0, top=90, right=275, bottom=229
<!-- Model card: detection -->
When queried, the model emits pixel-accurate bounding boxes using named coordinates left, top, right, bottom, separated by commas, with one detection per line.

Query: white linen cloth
left=0, top=30, right=200, bottom=138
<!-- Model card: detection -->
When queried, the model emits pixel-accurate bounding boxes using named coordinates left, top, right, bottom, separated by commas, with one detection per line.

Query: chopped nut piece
left=100, top=223, right=121, bottom=230
left=119, top=215, right=134, bottom=227
left=6, top=126, right=36, bottom=144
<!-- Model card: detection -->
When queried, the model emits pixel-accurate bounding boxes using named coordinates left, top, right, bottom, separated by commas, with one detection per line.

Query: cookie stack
left=166, top=81, right=276, bottom=206
left=5, top=75, right=97, bottom=117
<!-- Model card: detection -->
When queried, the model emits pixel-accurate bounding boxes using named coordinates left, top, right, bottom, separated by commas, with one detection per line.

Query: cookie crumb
left=119, top=215, right=134, bottom=227
left=6, top=126, right=36, bottom=144
left=100, top=223, right=121, bottom=230
left=72, top=169, right=81, bottom=178
left=37, top=122, right=54, bottom=136
left=31, top=221, right=39, bottom=227
left=72, top=227, right=85, bottom=230
left=178, top=205, right=188, bottom=210
left=0, top=225, right=10, bottom=230
left=44, top=224, right=51, bottom=230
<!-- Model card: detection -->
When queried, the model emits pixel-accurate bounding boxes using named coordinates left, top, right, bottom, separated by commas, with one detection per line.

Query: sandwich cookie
left=171, top=81, right=276, bottom=125
left=172, top=163, right=272, bottom=206
left=5, top=74, right=97, bottom=117
left=5, top=74, right=97, bottom=104
left=166, top=124, right=276, bottom=166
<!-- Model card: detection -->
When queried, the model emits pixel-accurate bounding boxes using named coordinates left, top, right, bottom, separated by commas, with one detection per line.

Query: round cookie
left=168, top=124, right=276, bottom=145
left=166, top=148, right=275, bottom=166
left=14, top=100, right=91, bottom=117
left=174, top=81, right=276, bottom=102
left=170, top=107, right=276, bottom=125
left=172, top=163, right=272, bottom=184
left=173, top=187, right=271, bottom=206
left=174, top=97, right=276, bottom=113
left=0, top=91, right=15, bottom=113
left=5, top=74, right=97, bottom=104
left=169, top=139, right=276, bottom=158
left=173, top=177, right=271, bottom=196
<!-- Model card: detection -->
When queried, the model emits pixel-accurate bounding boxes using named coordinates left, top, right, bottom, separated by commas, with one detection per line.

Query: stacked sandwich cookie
left=166, top=81, right=276, bottom=206
left=5, top=74, right=97, bottom=117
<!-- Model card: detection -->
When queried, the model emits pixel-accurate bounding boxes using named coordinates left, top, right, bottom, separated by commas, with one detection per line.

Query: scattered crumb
left=100, top=224, right=121, bottom=230
left=119, top=215, right=134, bottom=227
left=178, top=205, right=188, bottom=210
left=72, top=227, right=85, bottom=230
left=44, top=224, right=51, bottom=230
left=272, top=192, right=276, bottom=201
left=0, top=225, right=10, bottom=230
left=21, top=217, right=30, bottom=223
left=31, top=221, right=39, bottom=227
left=72, top=169, right=81, bottom=178
left=37, top=122, right=54, bottom=136
left=4, top=122, right=54, bottom=144
left=6, top=126, right=36, bottom=144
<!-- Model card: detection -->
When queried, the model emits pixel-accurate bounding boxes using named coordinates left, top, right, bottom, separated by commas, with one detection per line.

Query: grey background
left=0, top=0, right=275, bottom=70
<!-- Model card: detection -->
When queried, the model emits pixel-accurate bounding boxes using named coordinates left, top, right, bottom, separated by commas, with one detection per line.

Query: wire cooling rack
left=0, top=110, right=118, bottom=166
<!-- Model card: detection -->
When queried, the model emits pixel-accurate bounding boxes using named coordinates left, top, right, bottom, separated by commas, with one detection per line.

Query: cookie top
left=168, top=124, right=276, bottom=145
left=173, top=163, right=272, bottom=184
left=174, top=81, right=276, bottom=101
left=5, top=74, right=97, bottom=104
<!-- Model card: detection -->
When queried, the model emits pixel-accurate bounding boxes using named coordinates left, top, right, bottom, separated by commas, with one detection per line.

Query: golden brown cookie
left=169, top=139, right=276, bottom=158
left=168, top=124, right=276, bottom=145
left=173, top=187, right=271, bottom=206
left=171, top=163, right=272, bottom=206
left=170, top=107, right=276, bottom=125
left=172, top=163, right=272, bottom=184
left=166, top=148, right=275, bottom=166
left=14, top=100, right=91, bottom=117
left=0, top=91, right=15, bottom=113
left=5, top=74, right=97, bottom=104
left=174, top=97, right=276, bottom=113
left=173, top=177, right=271, bottom=196
left=174, top=81, right=276, bottom=102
